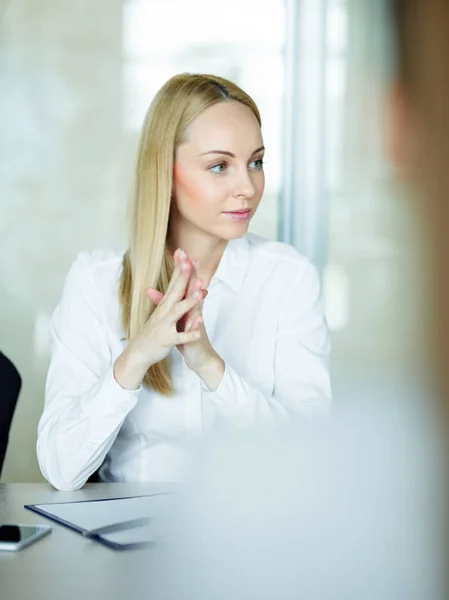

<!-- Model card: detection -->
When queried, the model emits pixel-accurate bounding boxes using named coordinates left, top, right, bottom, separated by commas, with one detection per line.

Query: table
left=0, top=483, right=178, bottom=600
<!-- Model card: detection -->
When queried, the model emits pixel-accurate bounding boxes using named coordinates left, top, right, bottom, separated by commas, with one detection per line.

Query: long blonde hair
left=119, top=73, right=261, bottom=395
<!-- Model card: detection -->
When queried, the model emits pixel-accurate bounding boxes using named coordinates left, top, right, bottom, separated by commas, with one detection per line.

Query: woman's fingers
left=187, top=316, right=203, bottom=332
left=154, top=250, right=207, bottom=331
left=132, top=251, right=206, bottom=369
left=163, top=259, right=192, bottom=308
left=175, top=329, right=201, bottom=345
left=172, top=292, right=206, bottom=322
left=145, top=288, right=164, bottom=305
left=184, top=258, right=199, bottom=300
left=184, top=264, right=202, bottom=328
left=163, top=248, right=188, bottom=299
left=185, top=287, right=206, bottom=331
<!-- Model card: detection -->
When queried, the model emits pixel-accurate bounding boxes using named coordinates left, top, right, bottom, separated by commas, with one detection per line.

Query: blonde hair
left=119, top=73, right=261, bottom=395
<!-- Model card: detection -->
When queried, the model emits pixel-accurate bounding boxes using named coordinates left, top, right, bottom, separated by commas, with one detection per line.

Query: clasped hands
left=144, top=249, right=225, bottom=389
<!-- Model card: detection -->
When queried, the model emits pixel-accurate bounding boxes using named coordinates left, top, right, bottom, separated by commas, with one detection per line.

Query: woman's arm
left=37, top=252, right=140, bottom=491
left=200, top=263, right=331, bottom=425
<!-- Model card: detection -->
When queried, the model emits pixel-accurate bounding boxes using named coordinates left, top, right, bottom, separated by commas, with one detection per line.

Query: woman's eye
left=209, top=163, right=227, bottom=174
left=249, top=158, right=264, bottom=170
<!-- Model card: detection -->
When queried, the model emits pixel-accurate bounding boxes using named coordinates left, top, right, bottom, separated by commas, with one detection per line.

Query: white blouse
left=37, top=234, right=331, bottom=490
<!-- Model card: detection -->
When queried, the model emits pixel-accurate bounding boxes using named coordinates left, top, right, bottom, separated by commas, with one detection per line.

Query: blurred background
left=0, top=0, right=424, bottom=482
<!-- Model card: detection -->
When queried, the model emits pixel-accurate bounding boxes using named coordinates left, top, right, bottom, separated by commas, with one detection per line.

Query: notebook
left=25, top=493, right=178, bottom=550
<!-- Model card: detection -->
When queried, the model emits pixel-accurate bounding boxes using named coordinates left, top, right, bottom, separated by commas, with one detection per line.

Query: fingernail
left=178, top=249, right=185, bottom=259
left=193, top=291, right=201, bottom=300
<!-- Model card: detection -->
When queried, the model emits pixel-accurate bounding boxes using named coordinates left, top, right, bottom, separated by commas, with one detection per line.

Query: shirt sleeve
left=202, top=262, right=331, bottom=426
left=37, top=252, right=140, bottom=491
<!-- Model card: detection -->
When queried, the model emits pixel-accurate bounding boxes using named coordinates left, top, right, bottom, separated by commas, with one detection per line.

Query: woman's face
left=171, top=100, right=265, bottom=241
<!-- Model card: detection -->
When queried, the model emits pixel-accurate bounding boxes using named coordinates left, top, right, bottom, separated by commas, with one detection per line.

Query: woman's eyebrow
left=198, top=146, right=265, bottom=158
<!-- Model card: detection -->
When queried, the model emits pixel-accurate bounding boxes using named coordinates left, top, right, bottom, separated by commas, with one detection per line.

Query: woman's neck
left=168, top=229, right=228, bottom=289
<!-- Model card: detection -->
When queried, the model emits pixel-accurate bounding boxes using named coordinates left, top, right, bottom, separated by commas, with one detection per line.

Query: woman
left=37, top=73, right=331, bottom=491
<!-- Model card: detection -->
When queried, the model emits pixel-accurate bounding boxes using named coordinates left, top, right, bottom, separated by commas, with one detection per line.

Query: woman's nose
left=233, top=168, right=257, bottom=199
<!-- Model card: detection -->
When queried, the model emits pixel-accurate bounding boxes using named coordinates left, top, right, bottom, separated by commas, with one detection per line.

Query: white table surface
left=0, top=483, right=178, bottom=600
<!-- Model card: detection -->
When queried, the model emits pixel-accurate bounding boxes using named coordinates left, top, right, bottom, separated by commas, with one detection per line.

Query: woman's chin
left=219, top=220, right=251, bottom=240
left=223, top=227, right=250, bottom=240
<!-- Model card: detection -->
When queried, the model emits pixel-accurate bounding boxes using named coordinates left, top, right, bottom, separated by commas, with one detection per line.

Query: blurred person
left=389, top=0, right=449, bottom=417
left=36, top=73, right=331, bottom=492
left=134, top=2, right=449, bottom=599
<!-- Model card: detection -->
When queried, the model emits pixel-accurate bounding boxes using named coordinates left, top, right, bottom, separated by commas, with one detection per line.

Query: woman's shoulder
left=69, top=246, right=126, bottom=275
left=73, top=246, right=126, bottom=267
left=63, top=246, right=127, bottom=297
left=246, top=233, right=316, bottom=280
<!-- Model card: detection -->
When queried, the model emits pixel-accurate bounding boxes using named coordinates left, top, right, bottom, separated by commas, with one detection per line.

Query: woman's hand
left=146, top=249, right=225, bottom=390
left=113, top=253, right=206, bottom=390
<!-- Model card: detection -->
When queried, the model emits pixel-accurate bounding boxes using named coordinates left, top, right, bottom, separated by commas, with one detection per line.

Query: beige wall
left=1, top=0, right=126, bottom=482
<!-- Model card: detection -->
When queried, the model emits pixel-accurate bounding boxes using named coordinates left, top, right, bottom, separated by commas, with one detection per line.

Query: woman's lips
left=223, top=209, right=251, bottom=221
